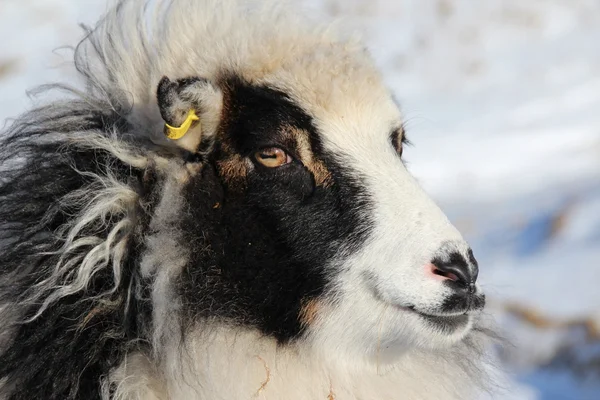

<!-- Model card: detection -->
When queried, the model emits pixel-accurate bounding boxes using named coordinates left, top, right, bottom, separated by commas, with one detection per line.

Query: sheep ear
left=156, top=76, right=223, bottom=154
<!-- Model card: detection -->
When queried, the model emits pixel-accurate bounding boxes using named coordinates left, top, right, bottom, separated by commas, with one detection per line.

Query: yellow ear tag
left=165, top=109, right=200, bottom=140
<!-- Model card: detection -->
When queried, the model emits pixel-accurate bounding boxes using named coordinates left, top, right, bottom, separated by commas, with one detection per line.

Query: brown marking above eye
left=293, top=130, right=332, bottom=187
left=254, top=147, right=292, bottom=168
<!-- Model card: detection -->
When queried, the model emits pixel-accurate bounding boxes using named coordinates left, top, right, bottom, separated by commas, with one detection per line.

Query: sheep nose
left=428, top=251, right=478, bottom=292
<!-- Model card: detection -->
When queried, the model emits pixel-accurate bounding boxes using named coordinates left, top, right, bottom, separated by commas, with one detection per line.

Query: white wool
left=78, top=0, right=380, bottom=144
left=108, top=325, right=494, bottom=400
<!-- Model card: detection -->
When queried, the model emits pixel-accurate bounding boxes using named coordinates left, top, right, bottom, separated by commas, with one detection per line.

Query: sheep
left=0, top=1, right=496, bottom=399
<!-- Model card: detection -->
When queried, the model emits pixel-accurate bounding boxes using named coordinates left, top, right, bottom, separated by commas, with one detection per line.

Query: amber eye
left=254, top=147, right=291, bottom=168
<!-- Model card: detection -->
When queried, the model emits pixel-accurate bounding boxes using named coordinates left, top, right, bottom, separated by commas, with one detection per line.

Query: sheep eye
left=254, top=147, right=291, bottom=168
left=391, top=127, right=409, bottom=158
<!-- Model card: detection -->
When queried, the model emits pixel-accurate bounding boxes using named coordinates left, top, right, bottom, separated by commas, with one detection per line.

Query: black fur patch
left=178, top=78, right=373, bottom=342
left=0, top=101, right=153, bottom=399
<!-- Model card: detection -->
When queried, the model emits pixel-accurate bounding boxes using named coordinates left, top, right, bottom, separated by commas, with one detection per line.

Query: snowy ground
left=1, top=0, right=599, bottom=398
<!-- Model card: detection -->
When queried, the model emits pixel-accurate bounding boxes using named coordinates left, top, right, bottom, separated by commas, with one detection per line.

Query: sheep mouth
left=362, top=275, right=471, bottom=332
left=387, top=303, right=471, bottom=331
left=361, top=272, right=472, bottom=332
left=382, top=305, right=470, bottom=335
left=414, top=311, right=470, bottom=331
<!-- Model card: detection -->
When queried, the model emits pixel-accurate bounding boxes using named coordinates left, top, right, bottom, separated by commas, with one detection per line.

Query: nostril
left=425, top=263, right=463, bottom=283
left=430, top=265, right=460, bottom=282
left=428, top=252, right=476, bottom=288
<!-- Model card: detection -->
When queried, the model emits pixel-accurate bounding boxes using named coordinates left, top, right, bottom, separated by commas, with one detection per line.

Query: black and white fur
left=0, top=1, right=496, bottom=399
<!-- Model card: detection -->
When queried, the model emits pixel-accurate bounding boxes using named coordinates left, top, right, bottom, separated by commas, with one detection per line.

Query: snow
left=1, top=0, right=599, bottom=398
left=0, top=1, right=108, bottom=123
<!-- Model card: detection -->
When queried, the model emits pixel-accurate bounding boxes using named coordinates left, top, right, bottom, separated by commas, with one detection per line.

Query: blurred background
left=1, top=0, right=599, bottom=398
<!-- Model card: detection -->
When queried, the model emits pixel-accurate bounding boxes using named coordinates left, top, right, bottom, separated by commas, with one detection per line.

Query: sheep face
left=0, top=3, right=493, bottom=397
left=169, top=73, right=485, bottom=365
